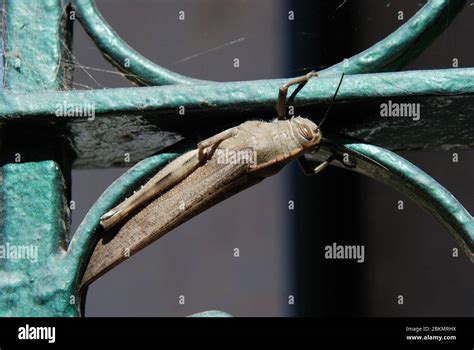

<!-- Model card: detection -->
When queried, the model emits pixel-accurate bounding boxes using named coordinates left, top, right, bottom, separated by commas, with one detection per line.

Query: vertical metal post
left=0, top=0, right=77, bottom=316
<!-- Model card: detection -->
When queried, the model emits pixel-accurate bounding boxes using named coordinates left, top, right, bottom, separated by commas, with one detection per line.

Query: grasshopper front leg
left=297, top=155, right=335, bottom=176
left=277, top=71, right=319, bottom=119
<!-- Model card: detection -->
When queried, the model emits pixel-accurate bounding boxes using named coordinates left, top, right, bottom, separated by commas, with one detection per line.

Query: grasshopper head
left=290, top=116, right=322, bottom=149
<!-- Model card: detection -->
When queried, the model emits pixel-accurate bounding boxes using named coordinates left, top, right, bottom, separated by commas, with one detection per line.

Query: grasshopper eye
left=291, top=117, right=320, bottom=148
left=298, top=124, right=313, bottom=141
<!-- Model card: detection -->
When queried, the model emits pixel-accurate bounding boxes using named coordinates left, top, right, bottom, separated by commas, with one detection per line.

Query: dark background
left=70, top=0, right=474, bottom=316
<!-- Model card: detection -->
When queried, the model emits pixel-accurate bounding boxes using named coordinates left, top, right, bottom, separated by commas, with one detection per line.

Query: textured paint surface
left=0, top=162, right=77, bottom=316
left=0, top=0, right=77, bottom=316
left=3, top=0, right=70, bottom=92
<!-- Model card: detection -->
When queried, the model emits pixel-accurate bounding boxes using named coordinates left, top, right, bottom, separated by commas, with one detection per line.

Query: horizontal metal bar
left=3, top=68, right=472, bottom=118
left=0, top=68, right=473, bottom=167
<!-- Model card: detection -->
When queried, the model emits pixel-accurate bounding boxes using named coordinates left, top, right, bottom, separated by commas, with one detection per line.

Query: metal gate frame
left=0, top=0, right=472, bottom=316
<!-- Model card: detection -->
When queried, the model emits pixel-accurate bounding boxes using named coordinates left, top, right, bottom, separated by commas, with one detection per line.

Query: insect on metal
left=80, top=71, right=345, bottom=289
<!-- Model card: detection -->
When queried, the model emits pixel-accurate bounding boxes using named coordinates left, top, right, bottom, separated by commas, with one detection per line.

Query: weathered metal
left=1, top=68, right=473, bottom=169
left=0, top=0, right=77, bottom=316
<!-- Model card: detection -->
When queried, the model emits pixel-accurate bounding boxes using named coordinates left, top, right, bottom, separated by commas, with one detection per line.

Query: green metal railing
left=0, top=0, right=472, bottom=316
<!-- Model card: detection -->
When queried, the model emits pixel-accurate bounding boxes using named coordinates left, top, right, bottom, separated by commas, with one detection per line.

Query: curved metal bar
left=66, top=153, right=179, bottom=292
left=310, top=140, right=474, bottom=261
left=72, top=0, right=465, bottom=85
left=72, top=0, right=204, bottom=86
left=323, top=0, right=466, bottom=75
left=188, top=310, right=233, bottom=317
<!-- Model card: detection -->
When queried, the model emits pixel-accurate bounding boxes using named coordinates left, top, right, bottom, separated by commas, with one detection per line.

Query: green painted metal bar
left=189, top=310, right=233, bottom=317
left=0, top=1, right=469, bottom=169
left=0, top=68, right=472, bottom=168
left=0, top=162, right=76, bottom=316
left=0, top=0, right=78, bottom=316
left=308, top=140, right=474, bottom=261
left=2, top=68, right=473, bottom=118
left=2, top=0, right=71, bottom=92
left=72, top=0, right=203, bottom=86
left=323, top=0, right=466, bottom=75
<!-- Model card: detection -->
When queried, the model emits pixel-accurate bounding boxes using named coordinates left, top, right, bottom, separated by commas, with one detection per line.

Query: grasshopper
left=81, top=71, right=344, bottom=289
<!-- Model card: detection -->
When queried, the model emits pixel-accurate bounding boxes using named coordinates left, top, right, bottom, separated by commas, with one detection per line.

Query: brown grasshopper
left=81, top=71, right=344, bottom=288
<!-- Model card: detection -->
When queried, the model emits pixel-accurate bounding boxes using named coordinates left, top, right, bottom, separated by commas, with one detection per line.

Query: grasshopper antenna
left=317, top=72, right=345, bottom=129
left=295, top=72, right=344, bottom=176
